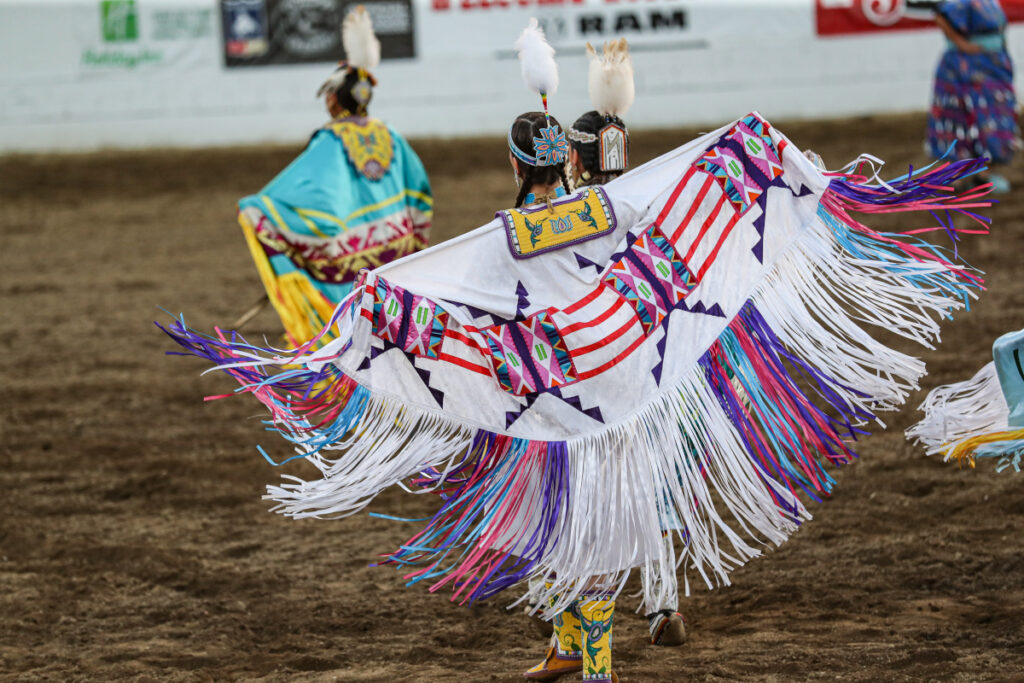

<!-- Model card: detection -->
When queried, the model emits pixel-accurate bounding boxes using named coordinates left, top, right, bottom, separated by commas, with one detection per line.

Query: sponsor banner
left=422, top=0, right=699, bottom=56
left=76, top=0, right=218, bottom=72
left=222, top=0, right=415, bottom=67
left=817, top=0, right=1024, bottom=36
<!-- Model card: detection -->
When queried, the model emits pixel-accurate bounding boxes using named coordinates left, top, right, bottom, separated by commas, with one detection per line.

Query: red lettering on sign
left=437, top=0, right=583, bottom=9
left=816, top=0, right=1024, bottom=35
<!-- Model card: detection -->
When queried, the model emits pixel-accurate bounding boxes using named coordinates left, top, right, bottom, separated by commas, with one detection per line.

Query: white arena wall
left=2, top=0, right=1024, bottom=152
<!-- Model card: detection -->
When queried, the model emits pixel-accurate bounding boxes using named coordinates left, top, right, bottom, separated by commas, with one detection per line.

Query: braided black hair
left=569, top=110, right=629, bottom=187
left=510, top=112, right=572, bottom=208
left=332, top=68, right=374, bottom=117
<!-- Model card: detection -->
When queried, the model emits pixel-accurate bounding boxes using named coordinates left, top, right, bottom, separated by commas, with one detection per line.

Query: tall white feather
left=342, top=5, right=381, bottom=72
left=587, top=38, right=634, bottom=118
left=515, top=18, right=558, bottom=97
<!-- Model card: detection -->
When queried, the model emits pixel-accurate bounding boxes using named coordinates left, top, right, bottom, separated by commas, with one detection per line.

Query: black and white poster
left=222, top=0, right=415, bottom=67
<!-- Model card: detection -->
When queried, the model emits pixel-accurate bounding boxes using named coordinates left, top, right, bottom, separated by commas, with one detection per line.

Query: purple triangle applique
left=751, top=239, right=764, bottom=262
left=516, top=281, right=530, bottom=317
left=651, top=334, right=669, bottom=385
left=574, top=252, right=601, bottom=272
left=408, top=352, right=444, bottom=408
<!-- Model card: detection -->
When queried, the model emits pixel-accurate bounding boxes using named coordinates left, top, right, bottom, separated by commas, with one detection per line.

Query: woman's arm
left=936, top=12, right=983, bottom=54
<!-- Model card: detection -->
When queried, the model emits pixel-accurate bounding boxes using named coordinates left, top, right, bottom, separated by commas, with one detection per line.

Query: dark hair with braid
left=333, top=68, right=374, bottom=117
left=570, top=110, right=629, bottom=186
left=510, top=112, right=572, bottom=208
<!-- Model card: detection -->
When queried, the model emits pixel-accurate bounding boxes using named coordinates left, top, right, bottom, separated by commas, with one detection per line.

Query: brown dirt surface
left=2, top=113, right=1023, bottom=682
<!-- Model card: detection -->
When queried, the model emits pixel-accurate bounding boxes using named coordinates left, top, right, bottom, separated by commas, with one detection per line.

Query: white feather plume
left=342, top=5, right=380, bottom=72
left=316, top=67, right=347, bottom=98
left=515, top=18, right=558, bottom=97
left=586, top=38, right=634, bottom=118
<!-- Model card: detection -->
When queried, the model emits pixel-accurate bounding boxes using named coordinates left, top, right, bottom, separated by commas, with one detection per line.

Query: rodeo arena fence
left=2, top=0, right=1024, bottom=152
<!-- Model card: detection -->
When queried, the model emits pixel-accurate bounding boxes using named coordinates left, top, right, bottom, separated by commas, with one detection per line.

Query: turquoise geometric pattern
left=403, top=295, right=448, bottom=359
left=604, top=254, right=664, bottom=335
left=480, top=312, right=575, bottom=396
left=372, top=280, right=449, bottom=359
left=373, top=279, right=404, bottom=345
left=726, top=119, right=783, bottom=183
left=634, top=228, right=697, bottom=307
left=696, top=114, right=782, bottom=214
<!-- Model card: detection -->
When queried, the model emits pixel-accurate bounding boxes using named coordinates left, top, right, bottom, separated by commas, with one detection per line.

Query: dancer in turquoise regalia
left=909, top=328, right=1024, bottom=472
left=239, top=6, right=432, bottom=347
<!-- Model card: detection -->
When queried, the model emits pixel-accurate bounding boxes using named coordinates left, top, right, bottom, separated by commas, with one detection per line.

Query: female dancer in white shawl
left=502, top=23, right=619, bottom=683
left=525, top=38, right=688, bottom=649
left=509, top=111, right=619, bottom=682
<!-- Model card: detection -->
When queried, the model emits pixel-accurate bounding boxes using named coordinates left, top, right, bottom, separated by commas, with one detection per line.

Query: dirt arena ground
left=3, top=113, right=1023, bottom=682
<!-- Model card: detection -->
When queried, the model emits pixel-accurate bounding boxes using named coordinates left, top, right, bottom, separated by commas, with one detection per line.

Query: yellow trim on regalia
left=262, top=195, right=329, bottom=239
left=239, top=211, right=336, bottom=348
left=295, top=207, right=350, bottom=231
left=345, top=188, right=434, bottom=223
left=945, top=428, right=1024, bottom=468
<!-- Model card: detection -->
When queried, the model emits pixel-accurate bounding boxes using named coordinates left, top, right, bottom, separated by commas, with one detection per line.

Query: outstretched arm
left=936, top=12, right=983, bottom=54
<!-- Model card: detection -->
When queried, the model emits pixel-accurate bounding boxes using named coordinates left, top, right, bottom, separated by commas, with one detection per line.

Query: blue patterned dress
left=927, top=0, right=1020, bottom=164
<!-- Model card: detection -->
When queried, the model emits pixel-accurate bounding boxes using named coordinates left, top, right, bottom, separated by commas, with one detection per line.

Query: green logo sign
left=101, top=0, right=138, bottom=43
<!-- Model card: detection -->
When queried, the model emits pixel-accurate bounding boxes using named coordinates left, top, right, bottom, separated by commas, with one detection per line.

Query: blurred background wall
left=3, top=0, right=1024, bottom=152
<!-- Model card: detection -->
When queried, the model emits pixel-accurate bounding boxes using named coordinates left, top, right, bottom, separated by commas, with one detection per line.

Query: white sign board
left=0, top=0, right=1022, bottom=152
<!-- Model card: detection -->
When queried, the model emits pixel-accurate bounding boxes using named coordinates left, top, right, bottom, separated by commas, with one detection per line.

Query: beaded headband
left=568, top=114, right=628, bottom=172
left=508, top=94, right=569, bottom=167
left=567, top=128, right=597, bottom=144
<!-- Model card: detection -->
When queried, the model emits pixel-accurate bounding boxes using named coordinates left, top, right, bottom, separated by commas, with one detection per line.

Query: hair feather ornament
left=566, top=38, right=633, bottom=173
left=515, top=18, right=559, bottom=101
left=316, top=68, right=347, bottom=99
left=586, top=38, right=634, bottom=119
left=510, top=18, right=568, bottom=167
left=316, top=5, right=381, bottom=99
left=342, top=5, right=381, bottom=72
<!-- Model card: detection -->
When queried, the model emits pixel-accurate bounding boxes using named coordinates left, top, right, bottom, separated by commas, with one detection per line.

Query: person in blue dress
left=927, top=0, right=1020, bottom=192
